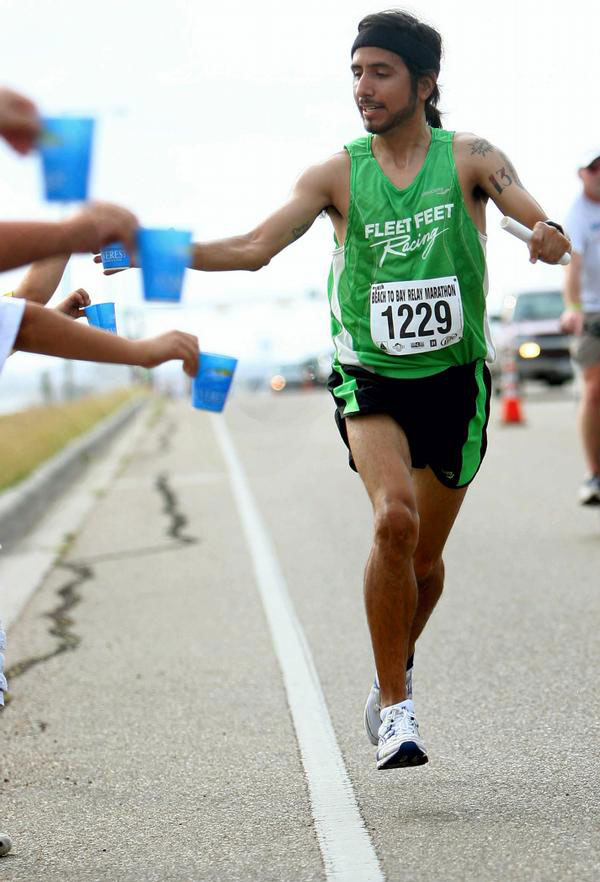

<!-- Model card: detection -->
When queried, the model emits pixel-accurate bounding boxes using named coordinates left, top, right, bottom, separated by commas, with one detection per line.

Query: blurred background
left=0, top=0, right=593, bottom=411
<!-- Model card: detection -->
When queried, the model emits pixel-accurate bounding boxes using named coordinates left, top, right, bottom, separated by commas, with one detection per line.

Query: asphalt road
left=1, top=383, right=599, bottom=881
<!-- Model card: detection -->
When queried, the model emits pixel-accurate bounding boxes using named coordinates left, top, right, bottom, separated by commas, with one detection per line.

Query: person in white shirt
left=562, top=148, right=600, bottom=505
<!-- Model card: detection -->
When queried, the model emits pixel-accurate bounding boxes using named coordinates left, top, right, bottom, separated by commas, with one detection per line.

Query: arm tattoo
left=470, top=138, right=494, bottom=157
left=489, top=167, right=512, bottom=195
left=498, top=151, right=524, bottom=189
left=488, top=154, right=525, bottom=195
left=291, top=221, right=312, bottom=242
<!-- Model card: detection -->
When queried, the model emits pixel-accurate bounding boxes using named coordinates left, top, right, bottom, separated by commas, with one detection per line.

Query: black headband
left=351, top=25, right=440, bottom=75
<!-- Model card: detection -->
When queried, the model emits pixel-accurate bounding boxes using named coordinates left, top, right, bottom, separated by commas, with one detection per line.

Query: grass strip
left=0, top=387, right=146, bottom=492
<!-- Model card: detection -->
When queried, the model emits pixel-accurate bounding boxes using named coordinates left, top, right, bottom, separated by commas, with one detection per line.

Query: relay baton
left=500, top=217, right=570, bottom=266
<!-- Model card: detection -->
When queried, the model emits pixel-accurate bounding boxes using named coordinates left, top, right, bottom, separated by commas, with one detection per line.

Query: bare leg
left=408, top=559, right=444, bottom=658
left=346, top=414, right=470, bottom=708
left=346, top=414, right=418, bottom=709
left=579, top=363, right=600, bottom=475
left=362, top=532, right=418, bottom=707
left=408, top=467, right=468, bottom=656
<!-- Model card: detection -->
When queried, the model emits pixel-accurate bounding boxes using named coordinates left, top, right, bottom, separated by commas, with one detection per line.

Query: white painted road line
left=212, top=415, right=384, bottom=882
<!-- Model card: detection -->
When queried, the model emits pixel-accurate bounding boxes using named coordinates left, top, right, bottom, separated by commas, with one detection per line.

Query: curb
left=0, top=398, right=151, bottom=631
left=0, top=396, right=147, bottom=553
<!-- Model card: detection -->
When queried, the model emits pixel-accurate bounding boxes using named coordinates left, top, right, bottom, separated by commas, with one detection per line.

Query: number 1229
left=381, top=301, right=452, bottom=339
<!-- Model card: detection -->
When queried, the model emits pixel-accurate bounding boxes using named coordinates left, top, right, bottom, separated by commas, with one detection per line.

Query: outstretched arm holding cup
left=0, top=203, right=139, bottom=272
left=13, top=302, right=199, bottom=376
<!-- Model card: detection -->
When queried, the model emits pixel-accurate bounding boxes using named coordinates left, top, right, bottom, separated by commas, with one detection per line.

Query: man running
left=561, top=148, right=600, bottom=505
left=104, top=9, right=570, bottom=769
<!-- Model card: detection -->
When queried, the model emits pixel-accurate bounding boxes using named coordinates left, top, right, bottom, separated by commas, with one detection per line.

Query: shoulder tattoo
left=469, top=138, right=494, bottom=157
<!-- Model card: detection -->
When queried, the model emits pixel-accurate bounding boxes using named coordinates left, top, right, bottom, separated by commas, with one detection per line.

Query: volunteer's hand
left=55, top=288, right=91, bottom=318
left=64, top=202, right=139, bottom=256
left=136, top=331, right=199, bottom=377
left=0, top=87, right=41, bottom=154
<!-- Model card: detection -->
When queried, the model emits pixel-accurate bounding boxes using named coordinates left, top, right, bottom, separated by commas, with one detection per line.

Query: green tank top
left=327, top=128, right=492, bottom=378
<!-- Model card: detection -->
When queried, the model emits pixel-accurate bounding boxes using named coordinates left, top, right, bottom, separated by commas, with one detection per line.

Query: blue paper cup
left=84, top=302, right=117, bottom=334
left=101, top=242, right=130, bottom=270
left=39, top=116, right=94, bottom=202
left=137, top=228, right=192, bottom=302
left=192, top=353, right=238, bottom=413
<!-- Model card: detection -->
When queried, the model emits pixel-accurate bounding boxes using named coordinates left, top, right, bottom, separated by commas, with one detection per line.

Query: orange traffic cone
left=500, top=346, right=524, bottom=424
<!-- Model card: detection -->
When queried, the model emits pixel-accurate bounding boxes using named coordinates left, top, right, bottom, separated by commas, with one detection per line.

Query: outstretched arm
left=11, top=260, right=92, bottom=318
left=461, top=135, right=570, bottom=264
left=12, top=255, right=70, bottom=305
left=15, top=302, right=199, bottom=376
left=190, top=159, right=337, bottom=272
left=0, top=203, right=138, bottom=272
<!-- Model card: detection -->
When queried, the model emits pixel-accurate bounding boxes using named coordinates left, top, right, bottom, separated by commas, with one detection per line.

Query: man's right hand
left=136, top=331, right=199, bottom=377
left=0, top=87, right=41, bottom=154
left=64, top=203, right=139, bottom=256
left=560, top=309, right=584, bottom=336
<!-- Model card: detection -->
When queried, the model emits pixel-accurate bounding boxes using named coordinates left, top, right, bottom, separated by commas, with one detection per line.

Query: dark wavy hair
left=356, top=9, right=443, bottom=128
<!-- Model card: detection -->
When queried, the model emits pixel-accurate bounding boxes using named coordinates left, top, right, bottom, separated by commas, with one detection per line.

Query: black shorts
left=328, top=359, right=492, bottom=489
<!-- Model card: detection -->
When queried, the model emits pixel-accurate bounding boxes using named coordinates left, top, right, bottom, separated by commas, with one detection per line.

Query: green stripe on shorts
left=458, top=361, right=488, bottom=486
left=331, top=362, right=361, bottom=415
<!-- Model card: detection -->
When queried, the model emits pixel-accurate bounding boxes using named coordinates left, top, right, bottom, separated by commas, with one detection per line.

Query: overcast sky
left=0, top=0, right=596, bottom=384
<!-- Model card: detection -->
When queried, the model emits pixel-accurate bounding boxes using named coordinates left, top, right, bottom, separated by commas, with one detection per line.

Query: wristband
left=544, top=220, right=565, bottom=235
left=568, top=302, right=582, bottom=311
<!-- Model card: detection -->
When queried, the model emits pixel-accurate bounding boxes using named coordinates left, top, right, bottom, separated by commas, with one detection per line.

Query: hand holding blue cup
left=84, top=302, right=117, bottom=334
left=101, top=242, right=130, bottom=271
left=192, top=353, right=238, bottom=412
left=137, top=228, right=192, bottom=302
left=39, top=116, right=94, bottom=202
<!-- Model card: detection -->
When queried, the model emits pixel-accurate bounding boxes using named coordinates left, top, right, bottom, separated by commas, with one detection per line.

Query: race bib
left=370, top=275, right=464, bottom=356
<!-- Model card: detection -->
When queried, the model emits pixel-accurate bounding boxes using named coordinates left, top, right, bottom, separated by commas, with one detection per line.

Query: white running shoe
left=364, top=661, right=413, bottom=746
left=579, top=474, right=600, bottom=506
left=376, top=700, right=428, bottom=770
